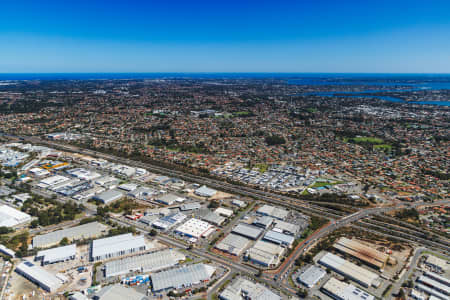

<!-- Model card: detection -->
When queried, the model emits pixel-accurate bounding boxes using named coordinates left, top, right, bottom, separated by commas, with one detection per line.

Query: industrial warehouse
left=219, top=277, right=281, bottom=300
left=416, top=272, right=450, bottom=299
left=194, top=185, right=217, bottom=198
left=92, top=189, right=124, bottom=204
left=156, top=193, right=185, bottom=205
left=215, top=233, right=251, bottom=256
left=15, top=261, right=63, bottom=293
left=263, top=230, right=295, bottom=247
left=104, top=249, right=185, bottom=278
left=333, top=237, right=391, bottom=270
left=36, top=244, right=76, bottom=265
left=32, top=221, right=107, bottom=248
left=0, top=205, right=31, bottom=227
left=256, top=204, right=289, bottom=220
left=174, top=218, right=215, bottom=240
left=319, top=252, right=380, bottom=288
left=93, top=284, right=147, bottom=300
left=321, top=277, right=375, bottom=300
left=91, top=233, right=147, bottom=261
left=231, top=223, right=263, bottom=240
left=245, top=240, right=285, bottom=267
left=297, top=265, right=327, bottom=288
left=150, top=263, right=216, bottom=292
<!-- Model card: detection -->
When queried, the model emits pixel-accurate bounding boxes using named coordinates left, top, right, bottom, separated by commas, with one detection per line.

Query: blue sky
left=0, top=0, right=449, bottom=73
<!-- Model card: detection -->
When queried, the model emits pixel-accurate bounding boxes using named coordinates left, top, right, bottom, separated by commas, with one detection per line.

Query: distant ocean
left=0, top=73, right=448, bottom=106
left=0, top=73, right=450, bottom=81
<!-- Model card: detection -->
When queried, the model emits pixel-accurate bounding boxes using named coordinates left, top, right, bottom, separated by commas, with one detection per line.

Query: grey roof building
left=36, top=244, right=76, bottom=265
left=93, top=189, right=124, bottom=204
left=263, top=230, right=295, bottom=247
left=199, top=211, right=226, bottom=226
left=219, top=277, right=281, bottom=300
left=156, top=193, right=184, bottom=205
left=151, top=263, right=216, bottom=292
left=32, top=222, right=107, bottom=248
left=93, top=284, right=148, bottom=300
left=194, top=185, right=217, bottom=197
left=252, top=216, right=274, bottom=229
left=215, top=233, right=251, bottom=256
left=297, top=265, right=326, bottom=288
left=273, top=220, right=301, bottom=235
left=104, top=249, right=185, bottom=278
left=16, top=261, right=63, bottom=293
left=256, top=205, right=289, bottom=220
left=180, top=202, right=201, bottom=211
left=231, top=223, right=263, bottom=240
left=138, top=214, right=159, bottom=226
left=91, top=233, right=146, bottom=261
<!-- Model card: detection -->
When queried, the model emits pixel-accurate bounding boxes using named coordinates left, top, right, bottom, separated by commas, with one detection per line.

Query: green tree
left=59, top=237, right=69, bottom=246
left=30, top=220, right=39, bottom=228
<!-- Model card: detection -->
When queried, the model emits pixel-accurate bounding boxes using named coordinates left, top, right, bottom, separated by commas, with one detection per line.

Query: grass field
left=254, top=163, right=269, bottom=173
left=351, top=136, right=384, bottom=144
left=374, top=144, right=392, bottom=150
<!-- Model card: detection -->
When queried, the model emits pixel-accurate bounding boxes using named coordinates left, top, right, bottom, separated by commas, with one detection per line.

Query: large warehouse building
left=104, top=249, right=185, bottom=278
left=91, top=233, right=146, bottom=261
left=93, top=284, right=147, bottom=300
left=319, top=252, right=379, bottom=288
left=0, top=205, right=31, bottom=227
left=256, top=205, right=289, bottom=220
left=297, top=265, right=327, bottom=288
left=156, top=193, right=185, bottom=205
left=194, top=185, right=217, bottom=198
left=263, top=230, right=295, bottom=247
left=333, top=237, right=390, bottom=270
left=219, top=277, right=281, bottom=300
left=92, top=189, right=124, bottom=204
left=36, top=244, right=76, bottom=265
left=33, top=221, right=107, bottom=248
left=151, top=263, right=216, bottom=292
left=321, top=277, right=375, bottom=300
left=174, top=218, right=215, bottom=239
left=416, top=273, right=450, bottom=297
left=245, top=240, right=285, bottom=267
left=215, top=233, right=251, bottom=256
left=231, top=223, right=263, bottom=240
left=16, top=261, right=63, bottom=293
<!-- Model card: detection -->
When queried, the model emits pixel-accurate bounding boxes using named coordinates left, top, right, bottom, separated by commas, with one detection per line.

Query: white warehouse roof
left=220, top=277, right=281, bottom=300
left=322, top=277, right=375, bottom=300
left=215, top=233, right=251, bottom=256
left=0, top=205, right=32, bottom=227
left=16, top=261, right=63, bottom=293
left=105, top=249, right=185, bottom=278
left=38, top=175, right=70, bottom=187
left=263, top=230, right=295, bottom=246
left=94, top=284, right=147, bottom=300
left=319, top=252, right=379, bottom=288
left=175, top=218, right=215, bottom=239
left=297, top=265, right=326, bottom=288
left=245, top=240, right=285, bottom=267
left=256, top=205, right=289, bottom=220
left=214, top=207, right=233, bottom=217
left=36, top=244, right=76, bottom=264
left=194, top=185, right=217, bottom=197
left=151, top=263, right=216, bottom=292
left=91, top=233, right=146, bottom=260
